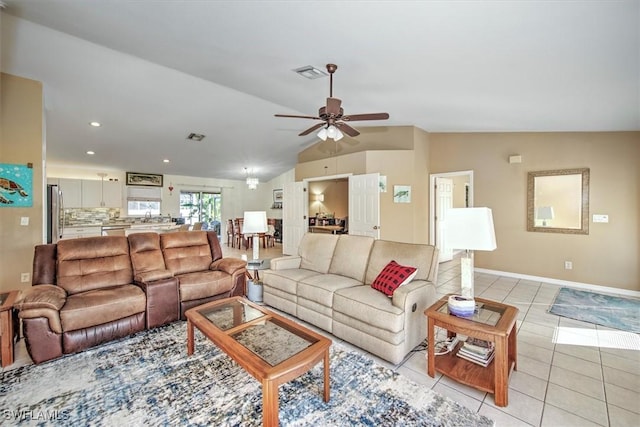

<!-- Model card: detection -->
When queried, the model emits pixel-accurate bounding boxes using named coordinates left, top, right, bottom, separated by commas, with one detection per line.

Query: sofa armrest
left=14, top=285, right=66, bottom=334
left=269, top=256, right=302, bottom=270
left=211, top=258, right=247, bottom=275
left=134, top=269, right=174, bottom=283
left=391, top=280, right=432, bottom=312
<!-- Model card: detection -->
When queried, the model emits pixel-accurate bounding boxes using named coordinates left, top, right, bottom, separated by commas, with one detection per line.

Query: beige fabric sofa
left=262, top=233, right=439, bottom=364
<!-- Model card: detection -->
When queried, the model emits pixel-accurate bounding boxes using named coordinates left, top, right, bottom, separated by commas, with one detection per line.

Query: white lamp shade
left=314, top=194, right=324, bottom=202
left=537, top=206, right=554, bottom=220
left=445, top=207, right=497, bottom=251
left=317, top=127, right=328, bottom=141
left=334, top=127, right=344, bottom=141
left=242, top=211, right=268, bottom=234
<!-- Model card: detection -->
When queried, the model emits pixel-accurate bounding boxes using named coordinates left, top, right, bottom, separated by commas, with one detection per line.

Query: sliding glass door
left=179, top=191, right=222, bottom=236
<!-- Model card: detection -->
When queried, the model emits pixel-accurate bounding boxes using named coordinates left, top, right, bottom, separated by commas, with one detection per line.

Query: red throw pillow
left=371, top=260, right=417, bottom=297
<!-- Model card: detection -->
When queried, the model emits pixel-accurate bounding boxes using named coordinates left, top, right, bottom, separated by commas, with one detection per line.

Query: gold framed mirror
left=527, top=168, right=590, bottom=234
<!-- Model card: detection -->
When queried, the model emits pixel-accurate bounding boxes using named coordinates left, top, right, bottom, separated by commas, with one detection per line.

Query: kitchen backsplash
left=64, top=208, right=120, bottom=225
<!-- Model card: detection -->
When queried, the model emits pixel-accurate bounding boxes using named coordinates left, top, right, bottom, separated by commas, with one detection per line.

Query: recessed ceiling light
left=163, top=159, right=170, bottom=163
left=89, top=121, right=101, bottom=127
left=86, top=151, right=95, bottom=155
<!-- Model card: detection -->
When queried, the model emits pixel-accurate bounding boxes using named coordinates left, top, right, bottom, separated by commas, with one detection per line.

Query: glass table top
left=438, top=300, right=505, bottom=327
left=196, top=299, right=317, bottom=366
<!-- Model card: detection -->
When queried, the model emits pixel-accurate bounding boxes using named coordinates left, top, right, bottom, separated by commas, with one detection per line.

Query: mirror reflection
left=527, top=168, right=589, bottom=234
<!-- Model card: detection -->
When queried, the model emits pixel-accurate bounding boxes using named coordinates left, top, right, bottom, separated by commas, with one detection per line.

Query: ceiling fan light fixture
left=334, top=127, right=344, bottom=141
left=327, top=125, right=337, bottom=139
left=317, top=127, right=328, bottom=141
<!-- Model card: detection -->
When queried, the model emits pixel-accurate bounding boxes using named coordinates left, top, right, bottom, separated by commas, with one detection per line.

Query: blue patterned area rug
left=1, top=322, right=493, bottom=426
left=549, top=287, right=640, bottom=333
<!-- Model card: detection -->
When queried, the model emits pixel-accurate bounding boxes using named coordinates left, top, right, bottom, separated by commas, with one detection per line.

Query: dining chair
left=179, top=224, right=191, bottom=231
left=226, top=219, right=234, bottom=247
left=192, top=222, right=203, bottom=231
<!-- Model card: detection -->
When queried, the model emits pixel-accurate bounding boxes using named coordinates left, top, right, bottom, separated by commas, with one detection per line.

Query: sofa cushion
left=176, top=270, right=234, bottom=302
left=56, top=236, right=133, bottom=295
left=60, top=284, right=146, bottom=331
left=333, top=286, right=404, bottom=334
left=161, top=231, right=213, bottom=275
left=262, top=269, right=321, bottom=296
left=365, top=240, right=436, bottom=286
left=371, top=260, right=417, bottom=297
left=128, top=232, right=167, bottom=275
left=298, top=233, right=339, bottom=274
left=298, top=274, right=363, bottom=307
left=328, top=235, right=374, bottom=282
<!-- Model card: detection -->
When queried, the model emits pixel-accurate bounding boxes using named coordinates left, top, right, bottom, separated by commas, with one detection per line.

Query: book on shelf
left=456, top=338, right=495, bottom=367
left=457, top=348, right=495, bottom=367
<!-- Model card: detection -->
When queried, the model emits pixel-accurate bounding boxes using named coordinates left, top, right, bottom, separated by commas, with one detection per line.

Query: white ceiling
left=2, top=1, right=638, bottom=181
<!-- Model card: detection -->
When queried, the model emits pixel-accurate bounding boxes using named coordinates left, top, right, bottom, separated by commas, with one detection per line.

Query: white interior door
left=436, top=177, right=454, bottom=262
left=283, top=181, right=307, bottom=255
left=349, top=173, right=380, bottom=238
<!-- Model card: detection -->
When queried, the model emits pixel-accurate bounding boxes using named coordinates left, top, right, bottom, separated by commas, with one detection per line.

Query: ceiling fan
left=275, top=63, right=389, bottom=140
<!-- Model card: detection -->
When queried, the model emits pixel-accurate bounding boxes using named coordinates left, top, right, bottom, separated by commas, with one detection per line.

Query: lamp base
left=252, top=233, right=260, bottom=260
left=460, top=251, right=474, bottom=300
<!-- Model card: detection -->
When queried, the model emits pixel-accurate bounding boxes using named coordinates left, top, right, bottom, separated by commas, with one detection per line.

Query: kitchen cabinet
left=60, top=225, right=102, bottom=240
left=58, top=178, right=82, bottom=208
left=52, top=178, right=122, bottom=208
left=81, top=180, right=122, bottom=208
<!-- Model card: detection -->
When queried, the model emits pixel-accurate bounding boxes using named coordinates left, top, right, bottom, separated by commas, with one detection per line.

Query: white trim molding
left=476, top=268, right=640, bottom=298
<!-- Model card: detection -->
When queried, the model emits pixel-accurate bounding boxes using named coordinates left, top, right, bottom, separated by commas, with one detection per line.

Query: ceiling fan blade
left=275, top=114, right=322, bottom=120
left=326, top=97, right=342, bottom=116
left=342, top=112, right=390, bottom=121
left=336, top=122, right=360, bottom=137
left=299, top=122, right=326, bottom=136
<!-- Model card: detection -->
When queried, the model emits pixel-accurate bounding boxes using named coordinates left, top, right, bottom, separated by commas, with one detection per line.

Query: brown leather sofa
left=16, top=231, right=246, bottom=364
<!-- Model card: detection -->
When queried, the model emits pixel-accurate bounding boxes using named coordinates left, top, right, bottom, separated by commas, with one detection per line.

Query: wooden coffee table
left=186, top=296, right=331, bottom=426
left=425, top=295, right=518, bottom=407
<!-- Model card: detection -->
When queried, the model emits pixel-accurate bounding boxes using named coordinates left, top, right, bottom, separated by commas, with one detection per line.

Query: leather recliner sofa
left=16, top=231, right=246, bottom=364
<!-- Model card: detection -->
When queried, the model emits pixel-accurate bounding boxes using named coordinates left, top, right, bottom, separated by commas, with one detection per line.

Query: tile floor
left=4, top=241, right=639, bottom=427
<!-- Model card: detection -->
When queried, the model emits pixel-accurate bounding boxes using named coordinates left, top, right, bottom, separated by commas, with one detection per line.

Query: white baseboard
left=475, top=268, right=640, bottom=298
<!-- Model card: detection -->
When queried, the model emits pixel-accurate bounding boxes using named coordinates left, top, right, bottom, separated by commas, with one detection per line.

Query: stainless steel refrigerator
left=47, top=184, right=64, bottom=243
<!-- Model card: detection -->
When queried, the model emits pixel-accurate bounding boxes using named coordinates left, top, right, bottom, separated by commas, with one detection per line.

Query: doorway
left=179, top=191, right=222, bottom=235
left=429, top=171, right=474, bottom=262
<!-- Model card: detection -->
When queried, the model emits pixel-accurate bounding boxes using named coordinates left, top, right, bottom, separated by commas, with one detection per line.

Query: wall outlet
left=564, top=261, right=573, bottom=270
left=21, top=272, right=30, bottom=283
left=20, top=216, right=29, bottom=226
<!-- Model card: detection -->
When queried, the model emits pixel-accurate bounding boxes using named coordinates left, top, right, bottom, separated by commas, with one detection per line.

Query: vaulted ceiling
left=2, top=1, right=638, bottom=181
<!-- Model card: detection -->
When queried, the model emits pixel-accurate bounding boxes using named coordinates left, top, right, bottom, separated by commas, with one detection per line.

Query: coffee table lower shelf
left=434, top=342, right=516, bottom=394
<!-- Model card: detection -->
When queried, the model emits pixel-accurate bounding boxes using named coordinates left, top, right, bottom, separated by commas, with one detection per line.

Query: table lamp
left=444, top=207, right=497, bottom=305
left=242, top=211, right=268, bottom=260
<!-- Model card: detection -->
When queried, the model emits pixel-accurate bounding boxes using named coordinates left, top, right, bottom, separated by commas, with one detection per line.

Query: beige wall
left=430, top=132, right=640, bottom=291
left=297, top=127, right=432, bottom=244
left=0, top=73, right=44, bottom=292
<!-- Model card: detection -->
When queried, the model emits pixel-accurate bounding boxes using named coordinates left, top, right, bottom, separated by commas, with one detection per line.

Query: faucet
left=144, top=211, right=151, bottom=223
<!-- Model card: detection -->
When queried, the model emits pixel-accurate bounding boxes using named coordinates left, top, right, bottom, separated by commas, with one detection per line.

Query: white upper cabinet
left=58, top=178, right=82, bottom=208
left=53, top=178, right=122, bottom=208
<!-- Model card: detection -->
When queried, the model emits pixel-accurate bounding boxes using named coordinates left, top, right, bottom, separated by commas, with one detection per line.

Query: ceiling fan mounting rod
left=326, top=63, right=337, bottom=98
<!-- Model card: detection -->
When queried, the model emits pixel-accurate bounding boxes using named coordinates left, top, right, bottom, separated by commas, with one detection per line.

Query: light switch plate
left=593, top=214, right=609, bottom=223
left=20, top=216, right=29, bottom=226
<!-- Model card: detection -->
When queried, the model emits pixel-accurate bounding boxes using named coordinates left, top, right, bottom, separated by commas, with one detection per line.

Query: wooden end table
left=425, top=295, right=518, bottom=407
left=1, top=290, right=20, bottom=367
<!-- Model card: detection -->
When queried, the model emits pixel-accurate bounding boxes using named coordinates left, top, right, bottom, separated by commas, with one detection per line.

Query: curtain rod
left=173, top=183, right=234, bottom=189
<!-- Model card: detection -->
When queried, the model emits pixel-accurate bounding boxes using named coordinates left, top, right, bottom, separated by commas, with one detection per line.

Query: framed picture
left=393, top=185, right=411, bottom=203
left=126, top=172, right=163, bottom=187
left=0, top=163, right=33, bottom=207
left=273, top=189, right=283, bottom=203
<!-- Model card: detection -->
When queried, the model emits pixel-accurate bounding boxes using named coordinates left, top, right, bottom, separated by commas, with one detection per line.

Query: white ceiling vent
left=293, top=66, right=327, bottom=80
left=187, top=133, right=205, bottom=141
